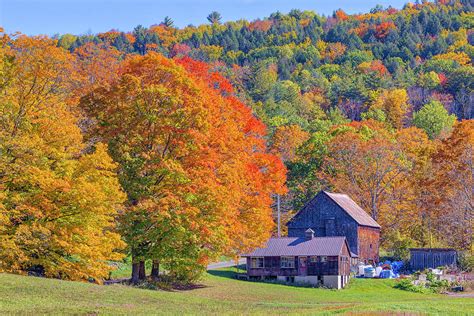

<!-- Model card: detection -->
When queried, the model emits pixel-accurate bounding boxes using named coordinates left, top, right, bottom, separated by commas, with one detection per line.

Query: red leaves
left=368, top=60, right=389, bottom=76
left=177, top=56, right=234, bottom=95
left=170, top=43, right=191, bottom=58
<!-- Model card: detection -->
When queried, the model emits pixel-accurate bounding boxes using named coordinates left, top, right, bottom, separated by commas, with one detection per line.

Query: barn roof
left=323, top=191, right=381, bottom=228
left=242, top=236, right=348, bottom=257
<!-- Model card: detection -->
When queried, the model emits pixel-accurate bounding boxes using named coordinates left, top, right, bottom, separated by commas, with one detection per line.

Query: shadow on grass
left=207, top=264, right=246, bottom=280
left=121, top=279, right=209, bottom=292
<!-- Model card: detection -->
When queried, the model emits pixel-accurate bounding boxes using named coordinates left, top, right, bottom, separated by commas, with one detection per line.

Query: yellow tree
left=0, top=35, right=125, bottom=282
left=370, top=89, right=409, bottom=129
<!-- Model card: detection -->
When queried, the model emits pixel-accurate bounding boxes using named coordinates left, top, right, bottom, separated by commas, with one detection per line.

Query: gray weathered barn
left=287, top=191, right=381, bottom=263
left=409, top=248, right=457, bottom=271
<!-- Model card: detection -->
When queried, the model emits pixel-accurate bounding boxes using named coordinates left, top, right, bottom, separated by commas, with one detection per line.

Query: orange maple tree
left=81, top=53, right=286, bottom=282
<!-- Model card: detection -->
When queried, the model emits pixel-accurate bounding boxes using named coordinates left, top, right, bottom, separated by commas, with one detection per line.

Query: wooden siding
left=288, top=193, right=360, bottom=256
left=338, top=241, right=351, bottom=275
left=357, top=226, right=380, bottom=263
left=410, top=249, right=457, bottom=271
left=246, top=255, right=350, bottom=277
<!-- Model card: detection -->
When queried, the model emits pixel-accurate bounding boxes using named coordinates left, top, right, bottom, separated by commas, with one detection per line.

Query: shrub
left=395, top=273, right=452, bottom=294
left=394, top=278, right=430, bottom=293
left=458, top=252, right=474, bottom=272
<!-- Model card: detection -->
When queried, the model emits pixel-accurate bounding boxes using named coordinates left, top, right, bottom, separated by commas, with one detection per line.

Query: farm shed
left=243, top=230, right=352, bottom=289
left=409, top=248, right=457, bottom=271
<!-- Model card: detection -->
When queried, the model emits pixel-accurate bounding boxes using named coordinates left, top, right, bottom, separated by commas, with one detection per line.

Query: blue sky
left=1, top=0, right=410, bottom=36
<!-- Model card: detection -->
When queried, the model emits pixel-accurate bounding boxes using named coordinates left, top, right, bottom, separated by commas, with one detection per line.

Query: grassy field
left=0, top=269, right=472, bottom=315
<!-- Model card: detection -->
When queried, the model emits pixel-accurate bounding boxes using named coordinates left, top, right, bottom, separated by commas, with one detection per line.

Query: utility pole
left=277, top=194, right=281, bottom=237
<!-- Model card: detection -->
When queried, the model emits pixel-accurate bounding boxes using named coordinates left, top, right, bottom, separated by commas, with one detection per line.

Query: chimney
left=305, top=228, right=315, bottom=240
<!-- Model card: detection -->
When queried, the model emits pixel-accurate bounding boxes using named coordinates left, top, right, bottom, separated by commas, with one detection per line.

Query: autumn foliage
left=81, top=53, right=286, bottom=281
left=0, top=0, right=473, bottom=282
left=0, top=31, right=286, bottom=283
left=0, top=36, right=125, bottom=282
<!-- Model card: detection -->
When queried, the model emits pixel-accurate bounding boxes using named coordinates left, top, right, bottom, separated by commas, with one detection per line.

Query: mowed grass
left=0, top=269, right=472, bottom=315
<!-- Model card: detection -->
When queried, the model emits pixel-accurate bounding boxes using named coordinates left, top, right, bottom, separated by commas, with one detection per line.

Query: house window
left=320, top=256, right=327, bottom=263
left=280, top=256, right=295, bottom=268
left=250, top=257, right=264, bottom=268
left=370, top=244, right=373, bottom=249
left=310, top=256, right=318, bottom=263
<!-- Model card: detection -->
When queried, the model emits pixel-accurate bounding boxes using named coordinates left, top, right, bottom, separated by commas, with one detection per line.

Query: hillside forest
left=0, top=0, right=473, bottom=283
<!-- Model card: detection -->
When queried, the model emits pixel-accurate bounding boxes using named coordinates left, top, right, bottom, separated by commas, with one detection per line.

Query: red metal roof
left=324, top=191, right=381, bottom=228
left=242, top=236, right=347, bottom=257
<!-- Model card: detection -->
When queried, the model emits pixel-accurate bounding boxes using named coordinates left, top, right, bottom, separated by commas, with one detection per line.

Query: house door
left=299, top=256, right=307, bottom=276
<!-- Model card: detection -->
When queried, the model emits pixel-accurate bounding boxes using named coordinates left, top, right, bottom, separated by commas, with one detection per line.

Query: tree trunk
left=131, top=261, right=140, bottom=284
left=151, top=260, right=160, bottom=280
left=138, top=261, right=146, bottom=280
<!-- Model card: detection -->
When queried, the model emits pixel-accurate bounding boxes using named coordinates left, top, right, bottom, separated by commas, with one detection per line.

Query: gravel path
left=207, top=258, right=246, bottom=270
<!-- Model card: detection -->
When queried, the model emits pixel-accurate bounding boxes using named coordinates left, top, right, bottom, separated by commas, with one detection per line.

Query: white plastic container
left=375, top=266, right=383, bottom=277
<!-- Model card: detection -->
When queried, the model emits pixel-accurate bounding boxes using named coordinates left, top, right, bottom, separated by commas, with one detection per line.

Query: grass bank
left=0, top=269, right=472, bottom=315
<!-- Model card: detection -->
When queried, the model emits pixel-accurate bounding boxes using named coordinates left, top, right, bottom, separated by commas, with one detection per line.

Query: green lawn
left=0, top=269, right=472, bottom=315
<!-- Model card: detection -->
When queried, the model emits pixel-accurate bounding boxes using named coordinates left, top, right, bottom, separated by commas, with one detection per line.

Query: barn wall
left=357, top=226, right=380, bottom=263
left=287, top=192, right=359, bottom=255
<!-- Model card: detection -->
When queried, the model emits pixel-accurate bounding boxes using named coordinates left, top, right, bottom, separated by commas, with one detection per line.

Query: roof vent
left=305, top=228, right=315, bottom=240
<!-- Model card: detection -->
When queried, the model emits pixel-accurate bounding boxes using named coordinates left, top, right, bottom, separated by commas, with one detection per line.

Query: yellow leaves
left=371, top=89, right=409, bottom=129
left=316, top=40, right=347, bottom=62
left=199, top=45, right=223, bottom=61
left=0, top=37, right=125, bottom=282
left=433, top=51, right=471, bottom=66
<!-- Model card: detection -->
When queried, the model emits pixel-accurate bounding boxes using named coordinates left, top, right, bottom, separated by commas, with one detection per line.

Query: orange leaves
left=423, top=120, right=474, bottom=249
left=326, top=42, right=347, bottom=62
left=73, top=42, right=121, bottom=97
left=353, top=23, right=370, bottom=37
left=270, top=125, right=310, bottom=162
left=369, top=60, right=389, bottom=76
left=97, top=29, right=121, bottom=44
left=375, top=21, right=396, bottom=39
left=358, top=60, right=389, bottom=77
left=248, top=20, right=273, bottom=32
left=149, top=24, right=177, bottom=48
left=320, top=121, right=423, bottom=228
left=335, top=9, right=349, bottom=21
left=83, top=52, right=286, bottom=275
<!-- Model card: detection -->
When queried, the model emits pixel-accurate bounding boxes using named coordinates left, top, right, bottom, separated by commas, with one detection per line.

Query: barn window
left=250, top=257, right=264, bottom=268
left=280, top=256, right=295, bottom=268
